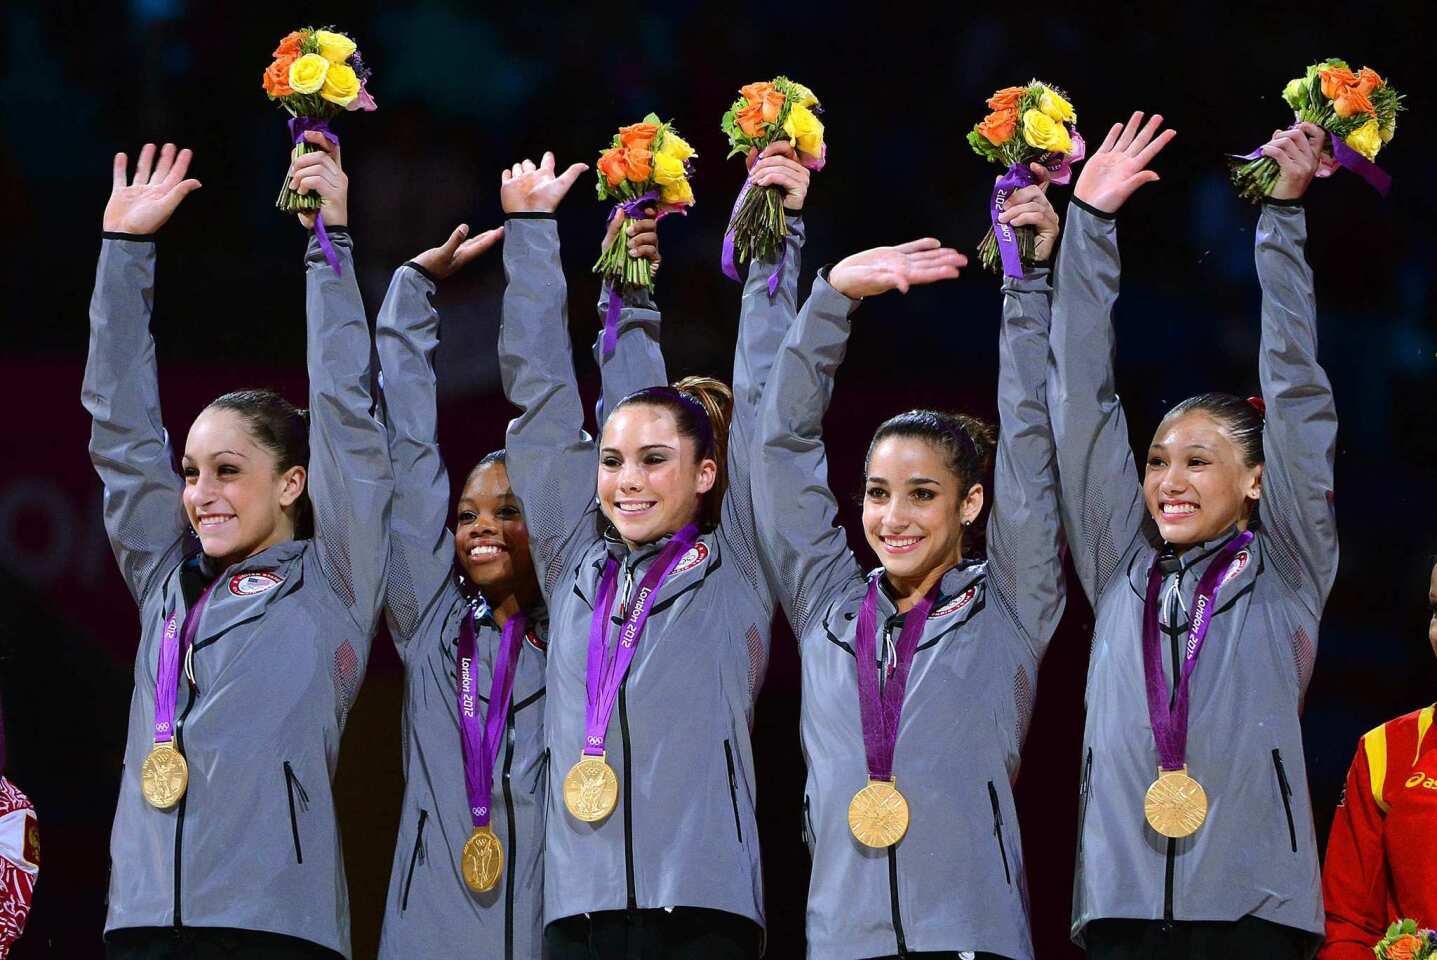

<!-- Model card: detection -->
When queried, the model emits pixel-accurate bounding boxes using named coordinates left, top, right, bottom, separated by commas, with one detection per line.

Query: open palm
left=500, top=152, right=588, bottom=215
left=411, top=224, right=504, bottom=280
left=103, top=143, right=202, bottom=234
left=828, top=239, right=967, bottom=299
left=1073, top=112, right=1177, bottom=214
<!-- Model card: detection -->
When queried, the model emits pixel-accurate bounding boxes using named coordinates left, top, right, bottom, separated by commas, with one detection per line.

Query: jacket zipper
left=1163, top=577, right=1180, bottom=923
left=1077, top=748, right=1093, bottom=854
left=887, top=846, right=907, bottom=956
left=723, top=740, right=744, bottom=844
left=987, top=781, right=1012, bottom=885
left=502, top=711, right=517, bottom=960
left=802, top=795, right=814, bottom=849
left=172, top=690, right=195, bottom=927
left=400, top=809, right=428, bottom=912
left=1272, top=749, right=1298, bottom=853
left=619, top=677, right=637, bottom=911
left=283, top=761, right=309, bottom=864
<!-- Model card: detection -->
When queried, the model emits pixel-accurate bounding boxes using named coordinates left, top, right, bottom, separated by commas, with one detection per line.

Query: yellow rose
left=653, top=150, right=687, bottom=186
left=1344, top=118, right=1382, bottom=161
left=659, top=130, right=695, bottom=162
left=787, top=81, right=820, bottom=109
left=1038, top=87, right=1076, bottom=123
left=320, top=62, right=360, bottom=107
left=782, top=104, right=826, bottom=159
left=1022, top=108, right=1072, bottom=153
left=314, top=30, right=357, bottom=64
left=660, top=177, right=694, bottom=206
left=288, top=53, right=330, bottom=95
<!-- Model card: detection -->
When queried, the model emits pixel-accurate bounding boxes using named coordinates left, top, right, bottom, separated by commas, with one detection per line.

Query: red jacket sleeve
left=1319, top=736, right=1391, bottom=959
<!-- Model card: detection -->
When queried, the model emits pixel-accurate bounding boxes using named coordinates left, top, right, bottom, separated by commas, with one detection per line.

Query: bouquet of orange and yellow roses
left=967, top=80, right=1083, bottom=276
left=1229, top=59, right=1402, bottom=202
left=1375, top=920, right=1437, bottom=960
left=262, top=26, right=376, bottom=269
left=593, top=114, right=696, bottom=358
left=720, top=77, right=825, bottom=289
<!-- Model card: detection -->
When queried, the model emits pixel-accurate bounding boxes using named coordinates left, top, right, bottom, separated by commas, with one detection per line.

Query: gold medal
left=141, top=742, right=189, bottom=810
left=461, top=825, right=504, bottom=893
left=563, top=754, right=619, bottom=823
left=1143, top=765, right=1208, bottom=838
left=848, top=778, right=910, bottom=848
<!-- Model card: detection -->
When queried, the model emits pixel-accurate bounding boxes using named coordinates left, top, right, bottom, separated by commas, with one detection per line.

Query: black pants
left=1086, top=917, right=1318, bottom=960
left=545, top=908, right=763, bottom=959
left=105, top=926, right=343, bottom=960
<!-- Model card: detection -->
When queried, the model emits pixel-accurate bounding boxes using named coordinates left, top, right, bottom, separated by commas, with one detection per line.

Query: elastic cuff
left=102, top=231, right=156, bottom=242
left=787, top=212, right=803, bottom=224
left=1261, top=197, right=1304, bottom=208
left=1069, top=196, right=1116, bottom=221
left=507, top=212, right=556, bottom=220
left=403, top=260, right=439, bottom=285
left=322, top=225, right=350, bottom=236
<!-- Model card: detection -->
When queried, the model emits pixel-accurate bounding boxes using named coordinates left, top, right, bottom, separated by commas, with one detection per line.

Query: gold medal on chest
left=141, top=741, right=189, bottom=810
left=563, top=754, right=619, bottom=823
left=848, top=778, right=910, bottom=848
left=1143, top=765, right=1208, bottom=838
left=461, top=825, right=504, bottom=894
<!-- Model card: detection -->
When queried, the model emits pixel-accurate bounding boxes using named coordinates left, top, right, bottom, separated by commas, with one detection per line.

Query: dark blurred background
left=0, top=2, right=1433, bottom=957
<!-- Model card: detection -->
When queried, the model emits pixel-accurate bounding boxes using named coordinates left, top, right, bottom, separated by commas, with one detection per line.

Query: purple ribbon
left=852, top=578, right=941, bottom=782
left=991, top=162, right=1038, bottom=279
left=1234, top=127, right=1391, bottom=198
left=1041, top=128, right=1086, bottom=186
left=720, top=180, right=787, bottom=299
left=458, top=607, right=527, bottom=828
left=288, top=116, right=343, bottom=275
left=1142, top=531, right=1254, bottom=771
left=582, top=524, right=700, bottom=757
left=601, top=190, right=663, bottom=361
left=154, top=580, right=219, bottom=745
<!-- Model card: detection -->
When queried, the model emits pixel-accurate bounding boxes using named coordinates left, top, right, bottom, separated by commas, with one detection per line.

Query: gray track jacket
left=499, top=216, right=804, bottom=928
left=1053, top=202, right=1334, bottom=948
left=86, top=232, right=391, bottom=957
left=755, top=271, right=1065, bottom=959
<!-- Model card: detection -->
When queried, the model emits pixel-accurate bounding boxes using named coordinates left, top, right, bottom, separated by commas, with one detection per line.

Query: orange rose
left=1318, top=66, right=1358, bottom=100
left=987, top=86, right=1026, bottom=112
left=1354, top=66, right=1384, bottom=96
left=978, top=108, right=1018, bottom=146
left=1386, top=934, right=1424, bottom=960
left=273, top=31, right=304, bottom=59
left=759, top=88, right=786, bottom=123
left=735, top=102, right=768, bottom=138
left=619, top=122, right=658, bottom=151
left=625, top=147, right=652, bottom=183
left=597, top=147, right=629, bottom=189
left=740, top=81, right=775, bottom=104
left=263, top=55, right=295, bottom=97
left=1333, top=87, right=1374, bottom=118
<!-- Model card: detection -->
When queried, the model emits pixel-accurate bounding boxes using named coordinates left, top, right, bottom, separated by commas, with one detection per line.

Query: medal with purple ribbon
left=141, top=579, right=219, bottom=810
left=457, top=606, right=527, bottom=894
left=847, top=578, right=940, bottom=848
left=562, top=525, right=699, bottom=823
left=1141, top=530, right=1254, bottom=837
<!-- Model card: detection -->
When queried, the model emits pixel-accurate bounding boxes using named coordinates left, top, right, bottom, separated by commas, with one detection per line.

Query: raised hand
left=997, top=163, right=1061, bottom=262
left=1264, top=121, right=1326, bottom=201
left=747, top=141, right=811, bottom=211
left=500, top=151, right=588, bottom=214
left=828, top=239, right=967, bottom=300
left=288, top=131, right=348, bottom=229
left=103, top=143, right=202, bottom=234
left=411, top=224, right=504, bottom=280
left=601, top=207, right=661, bottom=274
left=1073, top=112, right=1177, bottom=214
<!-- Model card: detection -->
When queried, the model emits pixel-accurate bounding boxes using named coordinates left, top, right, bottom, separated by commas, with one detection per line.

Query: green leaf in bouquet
left=642, top=111, right=661, bottom=126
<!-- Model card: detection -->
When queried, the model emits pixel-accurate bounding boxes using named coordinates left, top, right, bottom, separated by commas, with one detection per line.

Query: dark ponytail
left=1160, top=392, right=1265, bottom=467
left=205, top=389, right=314, bottom=539
left=613, top=376, right=734, bottom=531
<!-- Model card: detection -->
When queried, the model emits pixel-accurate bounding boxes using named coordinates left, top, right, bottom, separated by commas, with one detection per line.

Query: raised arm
left=594, top=210, right=667, bottom=421
left=376, top=224, right=503, bottom=644
left=83, top=144, right=202, bottom=604
left=1249, top=123, right=1338, bottom=614
left=1049, top=112, right=1176, bottom=601
left=756, top=239, right=965, bottom=638
left=986, top=174, right=1065, bottom=662
left=292, top=133, right=394, bottom=636
left=495, top=152, right=596, bottom=595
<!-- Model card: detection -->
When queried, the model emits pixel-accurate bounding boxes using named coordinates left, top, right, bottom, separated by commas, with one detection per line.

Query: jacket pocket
left=283, top=761, right=309, bottom=864
left=723, top=740, right=744, bottom=845
left=1076, top=747, right=1093, bottom=854
left=400, top=808, right=429, bottom=913
left=987, top=781, right=1012, bottom=885
left=1271, top=749, right=1298, bottom=853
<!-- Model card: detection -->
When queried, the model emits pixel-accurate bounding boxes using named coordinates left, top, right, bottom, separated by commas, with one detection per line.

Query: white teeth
left=198, top=515, right=232, bottom=528
left=883, top=536, right=921, bottom=548
left=469, top=545, right=501, bottom=558
left=1162, top=503, right=1197, bottom=516
left=617, top=502, right=655, bottom=513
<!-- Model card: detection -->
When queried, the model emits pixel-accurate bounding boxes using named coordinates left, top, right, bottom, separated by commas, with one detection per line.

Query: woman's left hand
left=411, top=224, right=504, bottom=280
left=289, top=131, right=348, bottom=229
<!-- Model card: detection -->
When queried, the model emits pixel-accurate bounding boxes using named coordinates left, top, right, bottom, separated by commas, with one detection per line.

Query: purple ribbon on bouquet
left=288, top=116, right=343, bottom=275
left=1234, top=127, right=1391, bottom=197
left=990, top=162, right=1037, bottom=278
left=721, top=180, right=788, bottom=299
left=1041, top=128, right=1086, bottom=185
left=602, top=189, right=669, bottom=361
